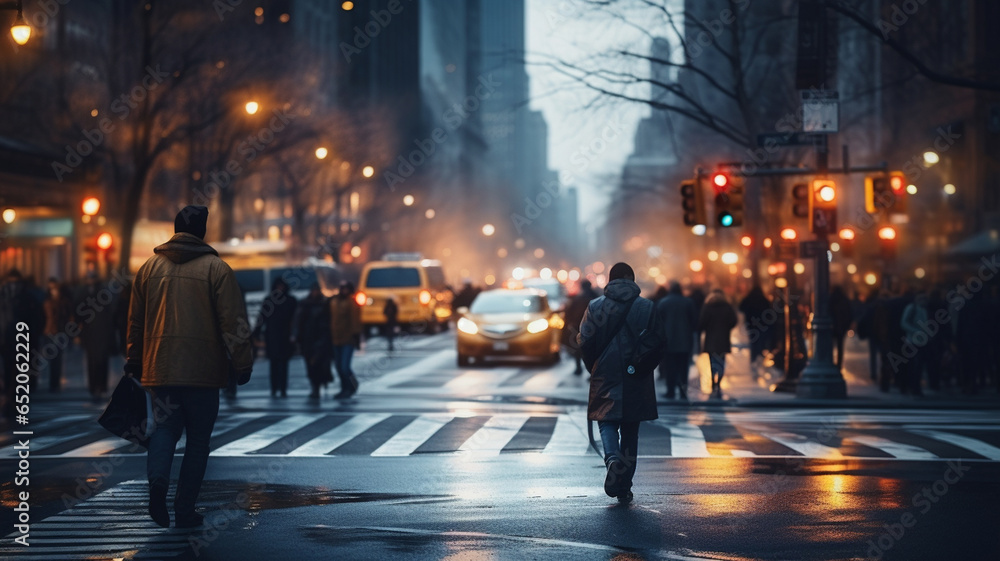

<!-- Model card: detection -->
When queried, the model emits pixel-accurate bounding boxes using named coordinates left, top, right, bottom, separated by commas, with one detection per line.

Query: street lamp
left=82, top=197, right=101, bottom=216
left=362, top=165, right=375, bottom=178
left=245, top=101, right=259, bottom=115
left=402, top=195, right=414, bottom=206
left=315, top=147, right=328, bottom=160
left=2, top=208, right=15, bottom=224
left=2, top=2, right=31, bottom=45
left=481, top=223, right=495, bottom=236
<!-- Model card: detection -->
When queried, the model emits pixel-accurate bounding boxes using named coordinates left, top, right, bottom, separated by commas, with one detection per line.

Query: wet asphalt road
left=2, top=332, right=999, bottom=560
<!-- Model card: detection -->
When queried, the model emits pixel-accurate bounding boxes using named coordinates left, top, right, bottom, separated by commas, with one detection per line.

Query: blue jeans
left=147, top=387, right=219, bottom=516
left=332, top=344, right=357, bottom=392
left=709, top=352, right=727, bottom=390
left=598, top=420, right=640, bottom=491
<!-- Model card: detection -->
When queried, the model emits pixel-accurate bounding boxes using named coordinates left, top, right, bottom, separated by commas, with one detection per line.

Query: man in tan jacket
left=126, top=205, right=253, bottom=528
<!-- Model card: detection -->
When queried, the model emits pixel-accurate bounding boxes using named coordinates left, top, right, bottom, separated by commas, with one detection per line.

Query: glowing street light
left=481, top=224, right=495, bottom=236
left=245, top=101, right=260, bottom=115
left=315, top=147, right=328, bottom=160
left=2, top=208, right=15, bottom=224
left=780, top=228, right=797, bottom=241
left=9, top=4, right=30, bottom=45
left=96, top=232, right=114, bottom=250
left=402, top=195, right=414, bottom=206
left=689, top=259, right=704, bottom=272
left=362, top=165, right=375, bottom=178
left=82, top=197, right=101, bottom=216
left=923, top=151, right=940, bottom=166
left=943, top=184, right=956, bottom=195
left=721, top=252, right=739, bottom=265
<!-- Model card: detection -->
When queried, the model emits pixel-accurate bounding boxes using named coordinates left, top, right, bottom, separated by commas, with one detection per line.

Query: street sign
left=776, top=241, right=798, bottom=261
left=799, top=240, right=826, bottom=258
left=802, top=90, right=839, bottom=133
left=757, top=132, right=824, bottom=147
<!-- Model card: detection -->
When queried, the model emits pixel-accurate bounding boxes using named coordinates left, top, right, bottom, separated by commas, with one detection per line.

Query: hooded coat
left=126, top=233, right=254, bottom=388
left=577, top=279, right=658, bottom=423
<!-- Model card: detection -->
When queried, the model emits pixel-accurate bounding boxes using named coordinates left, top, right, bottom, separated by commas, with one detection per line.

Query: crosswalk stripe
left=213, top=415, right=319, bottom=455
left=658, top=421, right=710, bottom=457
left=761, top=431, right=844, bottom=459
left=459, top=414, right=531, bottom=454
left=542, top=414, right=591, bottom=455
left=289, top=413, right=391, bottom=456
left=371, top=414, right=455, bottom=456
left=363, top=349, right=455, bottom=390
left=910, top=429, right=1000, bottom=460
left=847, top=435, right=938, bottom=459
left=445, top=368, right=520, bottom=390
left=60, top=436, right=132, bottom=457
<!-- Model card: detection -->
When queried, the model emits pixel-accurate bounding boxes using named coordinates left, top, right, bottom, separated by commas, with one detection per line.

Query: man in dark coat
left=655, top=280, right=697, bottom=399
left=829, top=286, right=854, bottom=370
left=563, top=279, right=599, bottom=374
left=76, top=272, right=120, bottom=401
left=578, top=263, right=659, bottom=504
left=738, top=285, right=771, bottom=367
left=699, top=289, right=738, bottom=400
left=297, top=283, right=333, bottom=398
left=253, top=277, right=298, bottom=398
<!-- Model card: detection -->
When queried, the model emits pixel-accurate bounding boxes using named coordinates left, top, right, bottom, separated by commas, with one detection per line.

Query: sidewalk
left=680, top=326, right=1000, bottom=409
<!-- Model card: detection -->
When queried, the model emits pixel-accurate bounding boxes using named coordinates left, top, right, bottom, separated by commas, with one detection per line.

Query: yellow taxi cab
left=356, top=256, right=452, bottom=332
left=455, top=288, right=564, bottom=367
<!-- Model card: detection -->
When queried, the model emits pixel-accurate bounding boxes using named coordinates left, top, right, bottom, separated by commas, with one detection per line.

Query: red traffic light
left=878, top=226, right=897, bottom=240
left=96, top=232, right=113, bottom=250
left=889, top=173, right=905, bottom=193
left=712, top=173, right=728, bottom=188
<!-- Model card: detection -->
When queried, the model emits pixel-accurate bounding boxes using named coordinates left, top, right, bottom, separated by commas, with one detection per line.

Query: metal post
left=796, top=236, right=847, bottom=398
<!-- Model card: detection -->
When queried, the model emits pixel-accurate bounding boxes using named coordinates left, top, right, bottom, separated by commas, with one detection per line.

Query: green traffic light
left=719, top=213, right=734, bottom=227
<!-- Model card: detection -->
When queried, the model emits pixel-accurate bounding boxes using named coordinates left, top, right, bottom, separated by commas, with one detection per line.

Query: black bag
left=98, top=375, right=155, bottom=449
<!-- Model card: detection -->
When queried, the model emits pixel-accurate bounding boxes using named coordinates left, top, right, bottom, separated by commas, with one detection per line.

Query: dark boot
left=148, top=481, right=170, bottom=528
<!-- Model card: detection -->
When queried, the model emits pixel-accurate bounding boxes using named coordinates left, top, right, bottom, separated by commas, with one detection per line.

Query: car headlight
left=526, top=318, right=549, bottom=334
left=457, top=317, right=479, bottom=335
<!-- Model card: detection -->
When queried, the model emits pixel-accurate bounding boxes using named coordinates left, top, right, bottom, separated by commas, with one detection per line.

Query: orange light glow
left=354, top=292, right=367, bottom=307
left=96, top=232, right=113, bottom=250
left=878, top=227, right=897, bottom=240
left=780, top=228, right=797, bottom=241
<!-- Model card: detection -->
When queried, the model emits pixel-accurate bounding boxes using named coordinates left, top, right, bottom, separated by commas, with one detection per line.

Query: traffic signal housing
left=680, top=178, right=706, bottom=226
left=712, top=172, right=744, bottom=228
left=792, top=182, right=810, bottom=218
left=865, top=171, right=907, bottom=214
left=809, top=178, right=837, bottom=235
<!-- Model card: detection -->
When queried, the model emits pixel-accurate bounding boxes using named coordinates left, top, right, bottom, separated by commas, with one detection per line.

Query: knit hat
left=175, top=205, right=209, bottom=239
left=608, top=262, right=635, bottom=281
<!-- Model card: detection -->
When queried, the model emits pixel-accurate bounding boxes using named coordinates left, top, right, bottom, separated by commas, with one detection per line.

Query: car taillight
left=355, top=292, right=367, bottom=307
left=419, top=290, right=431, bottom=305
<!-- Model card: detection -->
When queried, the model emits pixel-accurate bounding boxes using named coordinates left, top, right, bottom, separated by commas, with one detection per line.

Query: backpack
left=623, top=299, right=664, bottom=375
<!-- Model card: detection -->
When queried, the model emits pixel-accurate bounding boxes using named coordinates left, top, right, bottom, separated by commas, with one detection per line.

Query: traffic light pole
left=795, top=235, right=847, bottom=398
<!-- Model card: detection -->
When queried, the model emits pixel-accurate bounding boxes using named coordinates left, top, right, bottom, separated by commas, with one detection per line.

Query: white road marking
left=288, top=413, right=391, bottom=456
left=848, top=435, right=938, bottom=459
left=213, top=415, right=318, bottom=455
left=371, top=414, right=454, bottom=456
left=761, top=431, right=844, bottom=459
left=459, top=414, right=531, bottom=455
left=911, top=429, right=1000, bottom=460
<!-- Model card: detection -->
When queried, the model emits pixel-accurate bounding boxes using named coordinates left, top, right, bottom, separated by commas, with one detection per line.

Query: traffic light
left=878, top=226, right=897, bottom=260
left=680, top=179, right=706, bottom=226
left=809, top=178, right=837, bottom=235
left=712, top=172, right=744, bottom=227
left=838, top=227, right=856, bottom=257
left=792, top=182, right=810, bottom=218
left=865, top=171, right=907, bottom=214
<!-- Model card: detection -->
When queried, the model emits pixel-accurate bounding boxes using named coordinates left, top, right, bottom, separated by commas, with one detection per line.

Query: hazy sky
left=525, top=0, right=681, bottom=226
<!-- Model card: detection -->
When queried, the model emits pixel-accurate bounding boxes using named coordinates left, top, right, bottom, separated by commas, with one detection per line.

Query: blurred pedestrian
left=655, top=280, right=697, bottom=399
left=452, top=281, right=479, bottom=311
left=126, top=205, right=254, bottom=528
left=76, top=272, right=119, bottom=401
left=297, top=283, right=332, bottom=399
left=738, top=285, right=771, bottom=367
left=577, top=262, right=660, bottom=504
left=253, top=277, right=298, bottom=398
left=699, top=289, right=737, bottom=400
left=43, top=277, right=72, bottom=392
left=856, top=289, right=881, bottom=382
left=330, top=281, right=362, bottom=399
left=900, top=292, right=929, bottom=396
left=383, top=295, right=399, bottom=351
left=563, top=279, right=599, bottom=375
left=925, top=287, right=950, bottom=390
left=1, top=269, right=42, bottom=420
left=829, top=285, right=854, bottom=370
